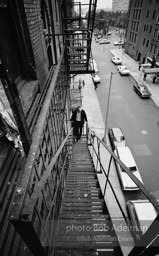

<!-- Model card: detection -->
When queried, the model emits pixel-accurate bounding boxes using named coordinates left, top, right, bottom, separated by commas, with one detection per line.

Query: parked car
left=92, top=74, right=101, bottom=83
left=99, top=39, right=110, bottom=44
left=114, top=146, right=143, bottom=191
left=114, top=40, right=124, bottom=46
left=89, top=59, right=97, bottom=71
left=108, top=127, right=126, bottom=151
left=107, top=31, right=112, bottom=35
left=111, top=57, right=122, bottom=65
left=118, top=65, right=130, bottom=75
left=127, top=200, right=157, bottom=240
left=133, top=83, right=151, bottom=98
left=94, top=65, right=98, bottom=73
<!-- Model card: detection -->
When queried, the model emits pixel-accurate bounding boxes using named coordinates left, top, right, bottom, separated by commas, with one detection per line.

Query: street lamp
left=102, top=71, right=119, bottom=143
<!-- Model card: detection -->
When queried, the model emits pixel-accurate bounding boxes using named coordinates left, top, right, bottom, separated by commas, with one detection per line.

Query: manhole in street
left=141, top=130, right=147, bottom=135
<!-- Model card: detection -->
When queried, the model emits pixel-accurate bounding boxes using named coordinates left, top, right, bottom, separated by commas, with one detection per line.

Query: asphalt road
left=92, top=31, right=159, bottom=199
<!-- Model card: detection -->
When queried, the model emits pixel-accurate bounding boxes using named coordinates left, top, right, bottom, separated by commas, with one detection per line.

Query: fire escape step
left=54, top=142, right=121, bottom=255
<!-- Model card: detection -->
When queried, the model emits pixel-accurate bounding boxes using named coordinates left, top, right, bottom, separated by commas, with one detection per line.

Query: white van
left=114, top=146, right=143, bottom=190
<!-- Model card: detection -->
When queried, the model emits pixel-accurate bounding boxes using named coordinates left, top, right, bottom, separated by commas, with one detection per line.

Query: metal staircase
left=64, top=0, right=97, bottom=74
left=54, top=141, right=123, bottom=255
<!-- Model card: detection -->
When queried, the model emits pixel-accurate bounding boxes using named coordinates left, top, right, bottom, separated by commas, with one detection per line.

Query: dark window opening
left=153, top=10, right=156, bottom=19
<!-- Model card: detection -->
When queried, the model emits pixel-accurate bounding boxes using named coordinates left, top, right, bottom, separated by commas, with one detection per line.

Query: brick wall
left=24, top=0, right=49, bottom=90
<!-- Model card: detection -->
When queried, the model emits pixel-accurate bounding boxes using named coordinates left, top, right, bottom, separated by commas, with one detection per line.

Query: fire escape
left=64, top=0, right=97, bottom=74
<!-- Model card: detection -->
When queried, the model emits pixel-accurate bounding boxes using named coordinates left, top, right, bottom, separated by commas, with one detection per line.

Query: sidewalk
left=72, top=74, right=134, bottom=255
left=72, top=49, right=159, bottom=255
left=110, top=48, right=159, bottom=107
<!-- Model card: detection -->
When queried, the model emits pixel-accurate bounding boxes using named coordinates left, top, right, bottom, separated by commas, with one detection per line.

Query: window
left=150, top=43, right=153, bottom=53
left=137, top=0, right=140, bottom=7
left=146, top=10, right=149, bottom=19
left=143, top=38, right=145, bottom=45
left=153, top=10, right=156, bottom=19
left=149, top=26, right=152, bottom=33
left=136, top=22, right=139, bottom=32
left=55, top=0, right=59, bottom=22
left=153, top=28, right=157, bottom=39
left=138, top=9, right=141, bottom=19
left=134, top=33, right=137, bottom=43
left=144, top=24, right=146, bottom=31
left=151, top=44, right=155, bottom=54
left=154, top=45, right=157, bottom=54
left=156, top=14, right=159, bottom=24
left=146, top=40, right=149, bottom=47
left=131, top=21, right=133, bottom=30
left=135, top=10, right=138, bottom=19
left=129, top=0, right=132, bottom=8
left=129, top=32, right=132, bottom=40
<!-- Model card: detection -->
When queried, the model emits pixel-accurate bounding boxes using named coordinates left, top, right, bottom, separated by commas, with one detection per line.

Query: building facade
left=0, top=0, right=97, bottom=255
left=125, top=0, right=159, bottom=66
left=112, top=0, right=130, bottom=12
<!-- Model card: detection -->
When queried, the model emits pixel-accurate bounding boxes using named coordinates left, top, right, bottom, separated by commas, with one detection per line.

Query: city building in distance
left=112, top=0, right=130, bottom=12
left=125, top=0, right=159, bottom=67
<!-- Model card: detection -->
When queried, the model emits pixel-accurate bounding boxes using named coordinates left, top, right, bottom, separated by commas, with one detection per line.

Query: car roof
left=130, top=200, right=157, bottom=221
left=112, top=127, right=123, bottom=136
left=134, top=201, right=157, bottom=221
left=128, top=200, right=157, bottom=234
left=116, top=147, right=136, bottom=167
left=138, top=83, right=146, bottom=88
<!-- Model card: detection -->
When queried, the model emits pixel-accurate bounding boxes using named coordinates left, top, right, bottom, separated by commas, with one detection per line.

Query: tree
left=94, top=10, right=128, bottom=31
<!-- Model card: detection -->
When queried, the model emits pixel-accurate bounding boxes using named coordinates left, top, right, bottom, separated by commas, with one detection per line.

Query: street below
left=92, top=30, right=159, bottom=200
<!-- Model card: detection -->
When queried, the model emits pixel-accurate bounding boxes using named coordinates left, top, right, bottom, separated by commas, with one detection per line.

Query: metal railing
left=9, top=113, right=159, bottom=256
left=10, top=131, right=73, bottom=256
left=87, top=126, right=159, bottom=256
left=9, top=47, right=73, bottom=256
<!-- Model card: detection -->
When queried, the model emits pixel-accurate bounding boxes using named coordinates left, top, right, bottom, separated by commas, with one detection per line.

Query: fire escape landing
left=64, top=0, right=97, bottom=74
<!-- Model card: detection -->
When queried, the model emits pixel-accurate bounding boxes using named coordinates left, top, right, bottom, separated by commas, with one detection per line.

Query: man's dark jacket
left=71, top=109, right=87, bottom=124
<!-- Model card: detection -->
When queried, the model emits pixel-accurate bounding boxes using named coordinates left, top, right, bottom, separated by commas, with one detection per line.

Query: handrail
left=10, top=47, right=66, bottom=219
left=87, top=126, right=159, bottom=255
left=10, top=127, right=73, bottom=255
left=9, top=47, right=73, bottom=255
left=87, top=127, right=159, bottom=212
